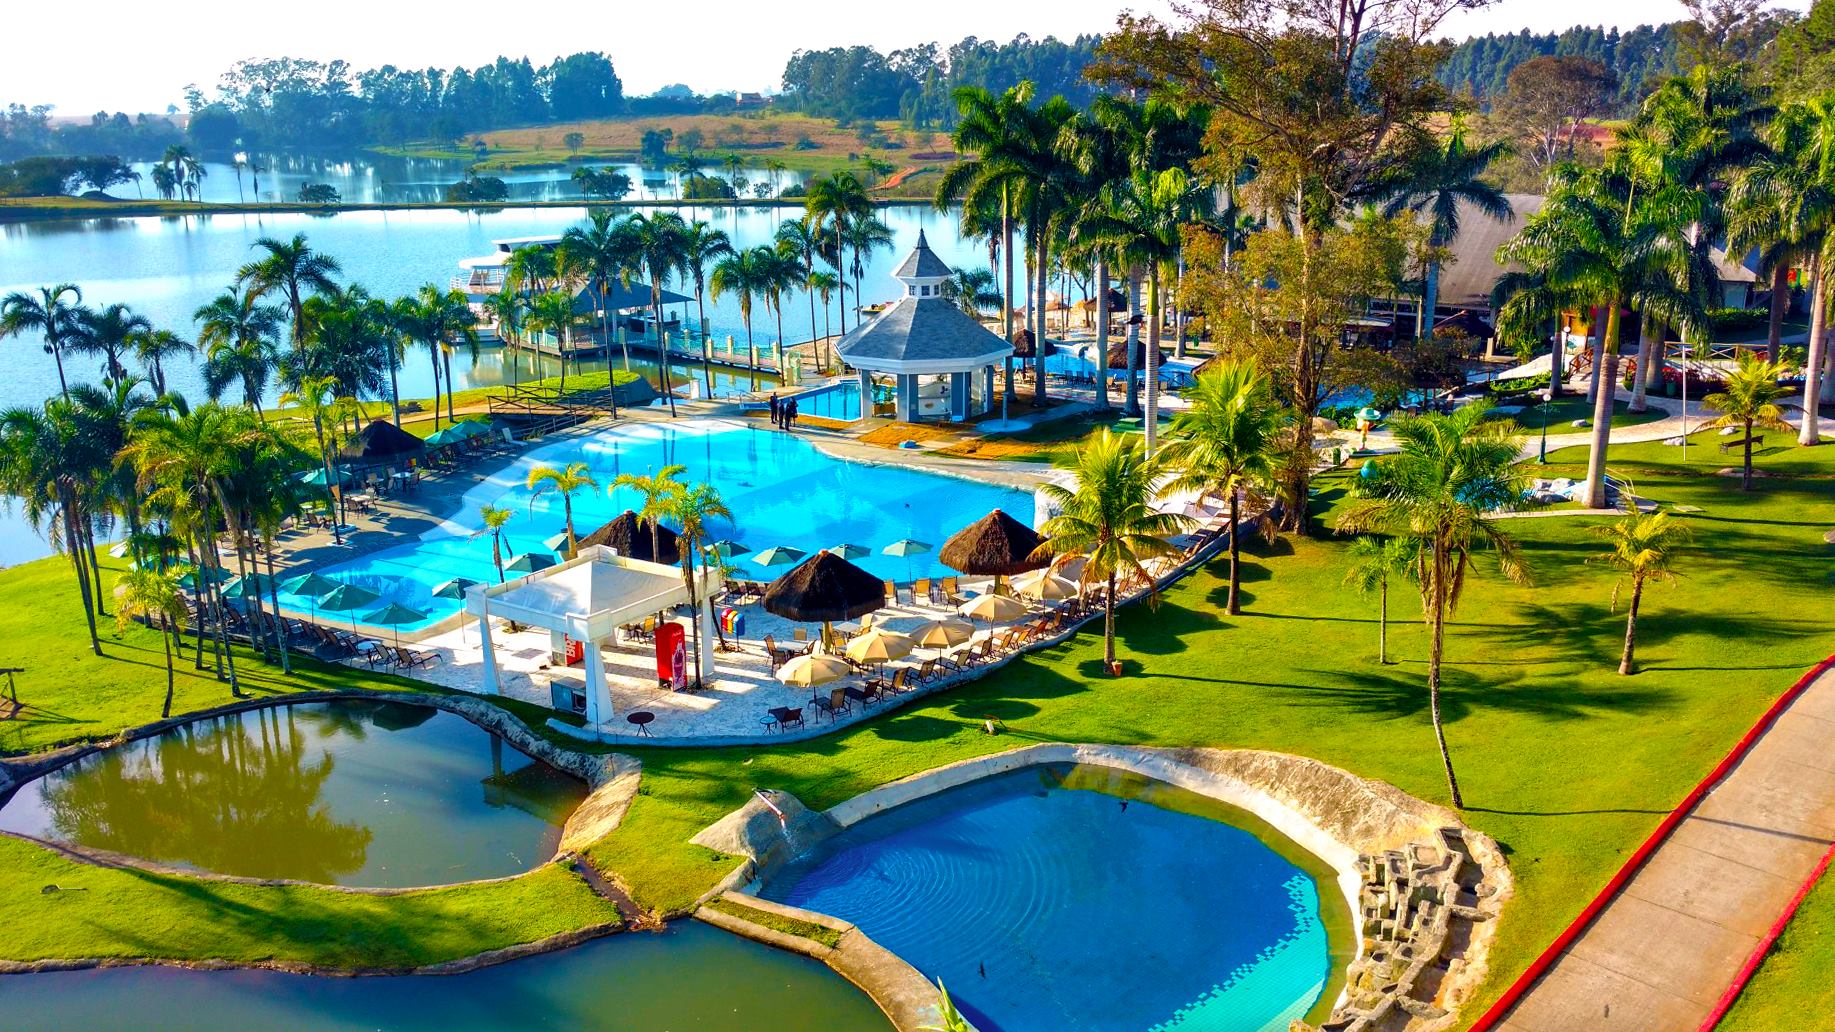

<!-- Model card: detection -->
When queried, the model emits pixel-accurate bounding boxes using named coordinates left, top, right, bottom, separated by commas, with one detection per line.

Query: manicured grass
left=2, top=434, right=1832, bottom=1021
left=1492, top=397, right=1671, bottom=431
left=1718, top=865, right=1835, bottom=1031
left=702, top=898, right=844, bottom=949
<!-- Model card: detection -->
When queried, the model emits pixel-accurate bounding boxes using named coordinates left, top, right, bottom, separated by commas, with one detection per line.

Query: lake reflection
left=0, top=700, right=585, bottom=886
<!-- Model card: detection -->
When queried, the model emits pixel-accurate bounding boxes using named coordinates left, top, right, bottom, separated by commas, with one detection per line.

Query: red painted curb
left=1466, top=655, right=1835, bottom=1032
left=1697, top=839, right=1835, bottom=1031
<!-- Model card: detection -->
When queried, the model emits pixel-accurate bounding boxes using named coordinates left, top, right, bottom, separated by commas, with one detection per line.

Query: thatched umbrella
left=940, top=510, right=1048, bottom=591
left=340, top=420, right=425, bottom=467
left=577, top=509, right=679, bottom=565
left=763, top=550, right=885, bottom=648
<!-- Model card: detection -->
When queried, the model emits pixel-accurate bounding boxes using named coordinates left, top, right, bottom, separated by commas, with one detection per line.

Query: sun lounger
left=393, top=645, right=440, bottom=669
left=812, top=687, right=852, bottom=722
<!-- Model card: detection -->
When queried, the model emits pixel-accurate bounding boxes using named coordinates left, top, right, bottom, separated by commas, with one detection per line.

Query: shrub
left=1707, top=306, right=1768, bottom=335
left=1489, top=372, right=1550, bottom=396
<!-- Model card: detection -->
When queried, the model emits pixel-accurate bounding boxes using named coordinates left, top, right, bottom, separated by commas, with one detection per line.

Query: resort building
left=837, top=232, right=1014, bottom=422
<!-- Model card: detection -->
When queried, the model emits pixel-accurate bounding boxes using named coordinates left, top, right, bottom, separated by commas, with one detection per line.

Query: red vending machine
left=654, top=622, right=686, bottom=690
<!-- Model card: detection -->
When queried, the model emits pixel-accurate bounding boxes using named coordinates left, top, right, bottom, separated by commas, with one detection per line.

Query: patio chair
left=772, top=706, right=805, bottom=731
left=812, top=687, right=852, bottom=722
left=883, top=580, right=898, bottom=606
left=940, top=577, right=966, bottom=605
left=914, top=659, right=938, bottom=684
left=393, top=645, right=440, bottom=669
left=792, top=627, right=808, bottom=643
left=763, top=634, right=798, bottom=670
left=913, top=579, right=931, bottom=606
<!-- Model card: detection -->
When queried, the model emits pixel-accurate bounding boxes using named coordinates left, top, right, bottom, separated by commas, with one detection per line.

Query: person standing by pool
left=769, top=393, right=780, bottom=429
left=787, top=397, right=799, bottom=431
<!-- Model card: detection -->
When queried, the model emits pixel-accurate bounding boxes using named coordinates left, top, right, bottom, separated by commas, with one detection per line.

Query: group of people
left=767, top=392, right=801, bottom=431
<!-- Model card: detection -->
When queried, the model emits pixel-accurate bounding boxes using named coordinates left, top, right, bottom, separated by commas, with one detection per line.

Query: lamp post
left=1538, top=386, right=1553, bottom=463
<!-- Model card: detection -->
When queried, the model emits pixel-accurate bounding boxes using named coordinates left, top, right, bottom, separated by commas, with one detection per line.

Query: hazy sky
left=0, top=0, right=1761, bottom=115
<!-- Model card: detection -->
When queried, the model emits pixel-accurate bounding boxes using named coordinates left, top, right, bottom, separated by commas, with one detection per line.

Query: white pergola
left=464, top=545, right=719, bottom=727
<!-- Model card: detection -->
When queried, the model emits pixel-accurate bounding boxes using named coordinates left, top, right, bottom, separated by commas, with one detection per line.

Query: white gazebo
left=837, top=231, right=1013, bottom=422
left=464, top=545, right=718, bottom=728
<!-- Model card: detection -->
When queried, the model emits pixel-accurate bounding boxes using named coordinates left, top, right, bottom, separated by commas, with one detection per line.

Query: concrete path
left=1495, top=664, right=1835, bottom=1032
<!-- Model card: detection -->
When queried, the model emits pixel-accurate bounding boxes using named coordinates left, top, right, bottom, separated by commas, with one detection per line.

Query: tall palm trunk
left=1428, top=544, right=1462, bottom=808
left=1801, top=258, right=1825, bottom=446
left=1144, top=264, right=1162, bottom=455
left=680, top=550, right=705, bottom=688
left=159, top=614, right=176, bottom=718
left=1620, top=576, right=1644, bottom=675
left=656, top=290, right=678, bottom=418
left=442, top=347, right=458, bottom=425
left=1635, top=320, right=1665, bottom=412
left=61, top=490, right=101, bottom=655
left=1033, top=221, right=1049, bottom=404
left=1124, top=267, right=1142, bottom=416
left=1767, top=266, right=1788, bottom=362
left=699, top=286, right=715, bottom=396
left=1742, top=416, right=1757, bottom=490
left=1094, top=256, right=1111, bottom=410
left=264, top=539, right=291, bottom=674
left=1103, top=569, right=1117, bottom=666
left=387, top=347, right=402, bottom=427
left=1001, top=187, right=1015, bottom=402
left=426, top=347, right=443, bottom=430
left=1582, top=300, right=1623, bottom=509
left=1225, top=488, right=1242, bottom=615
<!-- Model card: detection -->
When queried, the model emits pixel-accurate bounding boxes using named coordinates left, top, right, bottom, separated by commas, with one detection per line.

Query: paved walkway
left=1496, top=663, right=1835, bottom=1032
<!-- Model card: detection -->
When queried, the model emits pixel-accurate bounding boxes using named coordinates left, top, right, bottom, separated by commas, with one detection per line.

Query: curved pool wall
left=758, top=761, right=1354, bottom=1032
left=280, top=419, right=1037, bottom=632
left=0, top=694, right=628, bottom=890
left=0, top=920, right=890, bottom=1031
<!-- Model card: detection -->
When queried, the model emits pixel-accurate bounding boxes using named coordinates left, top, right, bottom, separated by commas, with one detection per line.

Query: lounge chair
left=883, top=580, right=898, bottom=606
left=393, top=645, right=440, bottom=669
left=913, top=579, right=931, bottom=606
left=870, top=667, right=912, bottom=696
left=811, top=686, right=852, bottom=722
left=766, top=705, right=805, bottom=731
left=940, top=577, right=966, bottom=605
left=914, top=659, right=938, bottom=684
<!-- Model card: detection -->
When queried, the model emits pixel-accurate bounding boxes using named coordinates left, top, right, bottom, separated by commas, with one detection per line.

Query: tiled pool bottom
left=761, top=764, right=1350, bottom=1032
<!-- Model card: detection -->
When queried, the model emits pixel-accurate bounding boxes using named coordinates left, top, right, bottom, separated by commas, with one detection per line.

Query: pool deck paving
left=1493, top=663, right=1835, bottom=1032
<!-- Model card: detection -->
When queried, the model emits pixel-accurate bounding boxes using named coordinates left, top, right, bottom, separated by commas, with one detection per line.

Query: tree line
left=778, top=35, right=1103, bottom=127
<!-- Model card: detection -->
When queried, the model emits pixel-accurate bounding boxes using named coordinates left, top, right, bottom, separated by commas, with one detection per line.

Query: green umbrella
left=457, top=419, right=496, bottom=440
left=543, top=531, right=572, bottom=553
left=295, top=465, right=352, bottom=488
left=883, top=538, right=932, bottom=582
left=362, top=602, right=428, bottom=647
left=279, top=572, right=341, bottom=622
left=432, top=577, right=482, bottom=600
left=221, top=573, right=276, bottom=599
left=424, top=426, right=465, bottom=448
left=506, top=552, right=559, bottom=574
left=752, top=546, right=807, bottom=569
left=704, top=539, right=748, bottom=559
left=317, top=583, right=382, bottom=632
left=176, top=566, right=229, bottom=591
left=827, top=543, right=870, bottom=559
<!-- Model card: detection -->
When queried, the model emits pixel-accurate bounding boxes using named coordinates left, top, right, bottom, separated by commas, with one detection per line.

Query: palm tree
left=524, top=291, right=578, bottom=393
left=412, top=285, right=480, bottom=426
left=1589, top=507, right=1691, bottom=676
left=945, top=266, right=1001, bottom=319
left=804, top=171, right=874, bottom=335
left=1336, top=404, right=1531, bottom=809
left=559, top=209, right=632, bottom=378
left=1701, top=353, right=1796, bottom=490
left=197, top=288, right=284, bottom=413
left=72, top=302, right=151, bottom=387
left=807, top=270, right=840, bottom=350
left=1382, top=124, right=1513, bottom=341
left=116, top=567, right=188, bottom=717
left=237, top=234, right=341, bottom=350
left=619, top=211, right=691, bottom=417
left=528, top=461, right=599, bottom=556
left=776, top=218, right=822, bottom=358
left=940, top=85, right=1033, bottom=366
left=760, top=245, right=801, bottom=370
left=479, top=503, right=515, bottom=581
left=1343, top=535, right=1416, bottom=665
left=1729, top=94, right=1835, bottom=444
left=683, top=221, right=735, bottom=392
left=1034, top=429, right=1192, bottom=668
left=711, top=249, right=771, bottom=372
left=1084, top=167, right=1214, bottom=451
left=279, top=375, right=350, bottom=546
left=668, top=482, right=732, bottom=690
left=1, top=284, right=87, bottom=399
left=1165, top=359, right=1285, bottom=615
left=129, top=329, right=193, bottom=396
left=841, top=214, right=895, bottom=321
left=1497, top=163, right=1704, bottom=508
left=505, top=244, right=559, bottom=298
left=614, top=464, right=686, bottom=562
left=0, top=403, right=109, bottom=653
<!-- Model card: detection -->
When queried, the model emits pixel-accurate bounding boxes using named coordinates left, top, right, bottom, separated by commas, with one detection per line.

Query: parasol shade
left=826, top=543, right=870, bottom=559
left=576, top=510, right=679, bottom=564
left=763, top=551, right=886, bottom=625
left=752, top=545, right=808, bottom=568
left=506, top=552, right=559, bottom=574
left=882, top=538, right=931, bottom=558
left=845, top=628, right=915, bottom=665
left=959, top=592, right=1029, bottom=622
left=317, top=583, right=381, bottom=612
left=1011, top=568, right=1078, bottom=601
left=940, top=509, right=1048, bottom=577
left=910, top=618, right=973, bottom=648
left=777, top=652, right=852, bottom=688
left=432, top=577, right=483, bottom=600
left=340, top=420, right=426, bottom=465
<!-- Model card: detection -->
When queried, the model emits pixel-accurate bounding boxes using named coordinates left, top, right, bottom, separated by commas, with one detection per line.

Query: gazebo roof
left=340, top=420, right=426, bottom=465
left=470, top=546, right=715, bottom=642
left=892, top=230, right=953, bottom=280
left=838, top=298, right=1013, bottom=374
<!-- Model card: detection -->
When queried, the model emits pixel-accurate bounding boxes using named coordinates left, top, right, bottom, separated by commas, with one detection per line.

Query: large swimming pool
left=284, top=421, right=1035, bottom=631
left=760, top=763, right=1351, bottom=1032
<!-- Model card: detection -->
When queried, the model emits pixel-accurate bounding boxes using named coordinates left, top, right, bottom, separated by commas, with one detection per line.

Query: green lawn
left=1493, top=397, right=1672, bottom=431
left=1719, top=865, right=1835, bottom=1031
left=2, top=437, right=1833, bottom=1023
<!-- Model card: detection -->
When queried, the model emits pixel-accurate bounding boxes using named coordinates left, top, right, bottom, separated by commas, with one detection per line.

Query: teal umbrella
left=432, top=577, right=482, bottom=600
left=176, top=566, right=229, bottom=591
left=424, top=426, right=465, bottom=448
left=457, top=419, right=496, bottom=440
left=704, top=539, right=748, bottom=559
left=221, top=573, right=276, bottom=599
left=753, top=546, right=807, bottom=569
left=506, top=552, right=559, bottom=574
left=295, top=465, right=352, bottom=488
left=317, top=583, right=382, bottom=632
left=883, top=538, right=932, bottom=582
left=362, top=602, right=428, bottom=647
left=544, top=531, right=572, bottom=553
left=279, top=572, right=340, bottom=622
left=827, top=543, right=870, bottom=560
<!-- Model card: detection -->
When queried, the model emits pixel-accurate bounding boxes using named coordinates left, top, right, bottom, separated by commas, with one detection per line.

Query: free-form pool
left=0, top=700, right=586, bottom=887
left=761, top=763, right=1352, bottom=1032
left=285, top=421, right=1035, bottom=631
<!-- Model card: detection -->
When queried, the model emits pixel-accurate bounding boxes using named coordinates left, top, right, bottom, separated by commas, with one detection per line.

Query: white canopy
left=469, top=545, right=715, bottom=642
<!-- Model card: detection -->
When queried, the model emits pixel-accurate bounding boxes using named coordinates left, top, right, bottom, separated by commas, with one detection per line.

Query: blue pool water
left=761, top=764, right=1344, bottom=1032
left=282, top=421, right=1034, bottom=631
left=788, top=381, right=890, bottom=422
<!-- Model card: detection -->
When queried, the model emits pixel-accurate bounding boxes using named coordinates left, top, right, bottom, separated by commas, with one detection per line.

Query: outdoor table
left=627, top=711, right=655, bottom=737
left=391, top=471, right=415, bottom=493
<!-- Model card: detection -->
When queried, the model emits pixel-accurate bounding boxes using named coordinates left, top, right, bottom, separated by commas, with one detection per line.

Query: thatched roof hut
left=577, top=510, right=679, bottom=565
left=763, top=551, right=885, bottom=625
left=1105, top=338, right=1163, bottom=370
left=940, top=509, right=1048, bottom=577
left=340, top=420, right=426, bottom=466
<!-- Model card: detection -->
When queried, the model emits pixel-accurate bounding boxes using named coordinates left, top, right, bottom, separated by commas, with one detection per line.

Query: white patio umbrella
left=845, top=628, right=915, bottom=665
left=777, top=652, right=851, bottom=688
left=959, top=592, right=1028, bottom=623
left=1011, top=568, right=1078, bottom=601
left=910, top=618, right=973, bottom=649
